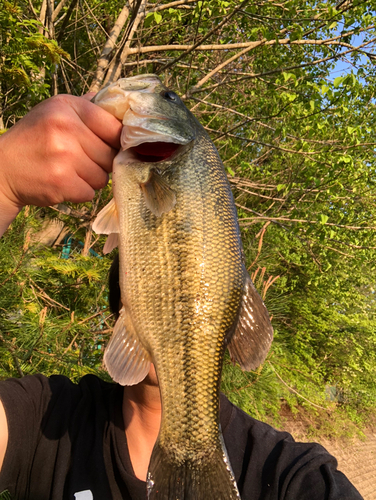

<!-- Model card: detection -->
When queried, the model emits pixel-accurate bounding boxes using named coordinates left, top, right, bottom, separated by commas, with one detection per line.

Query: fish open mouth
left=130, top=142, right=181, bottom=163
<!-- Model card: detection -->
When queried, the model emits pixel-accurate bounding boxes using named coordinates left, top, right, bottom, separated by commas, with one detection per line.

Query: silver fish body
left=93, top=75, right=273, bottom=500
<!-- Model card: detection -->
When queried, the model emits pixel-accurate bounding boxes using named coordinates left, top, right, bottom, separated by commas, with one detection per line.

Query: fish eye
left=162, top=90, right=179, bottom=102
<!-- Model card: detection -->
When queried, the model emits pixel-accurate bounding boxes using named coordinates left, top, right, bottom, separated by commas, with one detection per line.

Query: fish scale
left=93, top=75, right=273, bottom=499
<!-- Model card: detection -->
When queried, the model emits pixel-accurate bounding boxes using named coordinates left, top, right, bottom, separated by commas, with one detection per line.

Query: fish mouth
left=129, top=141, right=184, bottom=163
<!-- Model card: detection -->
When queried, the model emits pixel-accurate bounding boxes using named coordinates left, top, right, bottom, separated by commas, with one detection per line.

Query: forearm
left=0, top=209, right=20, bottom=238
left=0, top=134, right=23, bottom=237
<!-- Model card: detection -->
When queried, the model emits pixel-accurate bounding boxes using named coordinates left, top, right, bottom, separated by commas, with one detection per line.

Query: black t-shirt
left=0, top=374, right=362, bottom=500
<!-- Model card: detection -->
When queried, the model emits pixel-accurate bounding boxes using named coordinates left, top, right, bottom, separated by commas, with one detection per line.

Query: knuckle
left=42, top=126, right=75, bottom=163
left=48, top=193, right=64, bottom=206
left=48, top=164, right=69, bottom=191
left=95, top=180, right=107, bottom=191
left=46, top=114, right=71, bottom=136
left=50, top=93, right=75, bottom=109
left=43, top=96, right=79, bottom=137
left=95, top=172, right=109, bottom=190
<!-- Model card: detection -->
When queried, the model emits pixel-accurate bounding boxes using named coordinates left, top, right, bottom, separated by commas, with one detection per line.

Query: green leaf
left=333, top=76, right=343, bottom=88
left=144, top=12, right=154, bottom=27
left=282, top=72, right=296, bottom=82
left=320, top=214, right=329, bottom=224
left=154, top=11, right=162, bottom=24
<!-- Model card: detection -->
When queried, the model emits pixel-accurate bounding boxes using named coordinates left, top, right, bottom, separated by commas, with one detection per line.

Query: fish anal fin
left=140, top=170, right=176, bottom=217
left=92, top=198, right=119, bottom=235
left=228, top=270, right=273, bottom=371
left=104, top=307, right=151, bottom=386
left=103, top=233, right=119, bottom=254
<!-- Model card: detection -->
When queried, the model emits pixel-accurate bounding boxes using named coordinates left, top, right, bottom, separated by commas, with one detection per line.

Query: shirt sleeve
left=272, top=437, right=363, bottom=500
left=220, top=395, right=363, bottom=500
left=0, top=374, right=75, bottom=498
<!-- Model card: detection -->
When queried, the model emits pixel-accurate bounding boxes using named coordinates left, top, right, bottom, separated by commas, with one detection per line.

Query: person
left=0, top=94, right=363, bottom=500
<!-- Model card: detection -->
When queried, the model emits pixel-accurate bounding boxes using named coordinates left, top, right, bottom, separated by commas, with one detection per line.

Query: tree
left=1, top=0, right=376, bottom=432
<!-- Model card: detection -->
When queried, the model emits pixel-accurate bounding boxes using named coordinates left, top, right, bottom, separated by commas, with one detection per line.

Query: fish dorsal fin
left=103, top=233, right=119, bottom=255
left=92, top=198, right=120, bottom=235
left=140, top=170, right=176, bottom=217
left=104, top=307, right=151, bottom=386
left=228, top=270, right=273, bottom=371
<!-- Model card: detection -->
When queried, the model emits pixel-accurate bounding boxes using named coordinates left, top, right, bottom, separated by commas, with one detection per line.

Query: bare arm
left=0, top=401, right=7, bottom=471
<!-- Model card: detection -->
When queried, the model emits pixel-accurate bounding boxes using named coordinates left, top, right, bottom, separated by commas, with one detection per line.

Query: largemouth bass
left=92, top=75, right=273, bottom=499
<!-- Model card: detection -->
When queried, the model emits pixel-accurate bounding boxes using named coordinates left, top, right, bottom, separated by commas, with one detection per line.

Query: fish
left=92, top=74, right=273, bottom=500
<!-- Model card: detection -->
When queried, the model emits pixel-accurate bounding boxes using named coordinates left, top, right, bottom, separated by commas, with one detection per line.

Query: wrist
left=0, top=133, right=23, bottom=236
left=0, top=193, right=22, bottom=237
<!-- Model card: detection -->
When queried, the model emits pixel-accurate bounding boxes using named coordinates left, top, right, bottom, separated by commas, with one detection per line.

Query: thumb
left=82, top=92, right=97, bottom=101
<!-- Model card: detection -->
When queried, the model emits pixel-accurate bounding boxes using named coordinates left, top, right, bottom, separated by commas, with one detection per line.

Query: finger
left=82, top=92, right=97, bottom=101
left=64, top=178, right=96, bottom=204
left=43, top=97, right=118, bottom=173
left=75, top=156, right=110, bottom=190
left=18, top=170, right=97, bottom=207
left=51, top=168, right=96, bottom=204
left=71, top=96, right=122, bottom=149
left=78, top=127, right=118, bottom=173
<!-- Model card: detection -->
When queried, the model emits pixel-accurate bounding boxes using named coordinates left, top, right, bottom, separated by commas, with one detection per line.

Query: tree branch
left=191, top=35, right=376, bottom=91
left=52, top=0, right=69, bottom=22
left=150, top=0, right=197, bottom=12
left=238, top=212, right=376, bottom=231
left=27, top=0, right=39, bottom=19
left=156, top=0, right=252, bottom=74
left=56, top=0, right=79, bottom=43
left=38, top=0, right=47, bottom=34
left=89, top=4, right=130, bottom=92
left=103, top=0, right=148, bottom=86
left=189, top=36, right=376, bottom=94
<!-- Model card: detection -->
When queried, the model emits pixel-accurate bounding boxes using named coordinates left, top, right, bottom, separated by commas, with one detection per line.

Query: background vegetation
left=1, top=0, right=376, bottom=438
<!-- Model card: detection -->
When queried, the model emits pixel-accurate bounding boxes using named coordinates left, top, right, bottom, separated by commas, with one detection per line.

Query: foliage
left=0, top=0, right=68, bottom=128
left=1, top=0, right=376, bottom=436
left=0, top=205, right=113, bottom=382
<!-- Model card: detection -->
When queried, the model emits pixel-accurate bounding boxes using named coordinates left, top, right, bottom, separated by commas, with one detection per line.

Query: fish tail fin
left=147, top=440, right=240, bottom=500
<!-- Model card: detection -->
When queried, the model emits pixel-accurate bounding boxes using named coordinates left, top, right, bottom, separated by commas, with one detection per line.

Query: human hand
left=0, top=94, right=122, bottom=235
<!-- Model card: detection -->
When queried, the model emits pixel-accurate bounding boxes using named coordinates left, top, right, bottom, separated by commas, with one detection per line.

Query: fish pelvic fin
left=147, top=440, right=240, bottom=500
left=92, top=198, right=120, bottom=254
left=103, top=233, right=119, bottom=255
left=104, top=307, right=151, bottom=386
left=228, top=269, right=273, bottom=371
left=92, top=198, right=119, bottom=234
left=140, top=170, right=176, bottom=217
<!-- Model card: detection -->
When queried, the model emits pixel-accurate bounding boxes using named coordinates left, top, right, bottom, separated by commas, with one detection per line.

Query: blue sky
left=329, top=30, right=371, bottom=80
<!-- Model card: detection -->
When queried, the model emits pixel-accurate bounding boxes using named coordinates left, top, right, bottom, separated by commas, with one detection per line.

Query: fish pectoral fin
left=92, top=198, right=120, bottom=235
left=228, top=270, right=273, bottom=371
left=104, top=307, right=151, bottom=386
left=140, top=170, right=176, bottom=217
